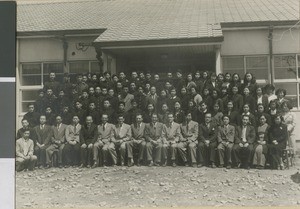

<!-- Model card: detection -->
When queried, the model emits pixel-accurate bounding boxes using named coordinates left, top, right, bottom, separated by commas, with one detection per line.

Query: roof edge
left=17, top=29, right=106, bottom=37
left=221, top=20, right=299, bottom=28
left=93, top=36, right=224, bottom=48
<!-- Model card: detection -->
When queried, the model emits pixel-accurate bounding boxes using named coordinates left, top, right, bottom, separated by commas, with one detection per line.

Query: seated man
left=114, top=114, right=132, bottom=166
left=127, top=113, right=146, bottom=166
left=232, top=114, right=256, bottom=169
left=198, top=112, right=218, bottom=168
left=93, top=114, right=116, bottom=168
left=63, top=115, right=82, bottom=167
left=80, top=116, right=98, bottom=168
left=16, top=130, right=37, bottom=172
left=161, top=113, right=182, bottom=167
left=217, top=115, right=235, bottom=169
left=46, top=115, right=67, bottom=168
left=144, top=113, right=164, bottom=166
left=180, top=112, right=199, bottom=167
left=16, top=119, right=33, bottom=140
left=33, top=115, right=52, bottom=168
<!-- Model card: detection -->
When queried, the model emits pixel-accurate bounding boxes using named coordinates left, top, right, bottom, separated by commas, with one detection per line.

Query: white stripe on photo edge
left=0, top=158, right=15, bottom=209
left=0, top=77, right=15, bottom=82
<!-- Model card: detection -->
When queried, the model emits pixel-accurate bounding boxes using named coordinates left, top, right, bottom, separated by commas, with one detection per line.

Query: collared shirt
left=57, top=123, right=61, bottom=130
left=40, top=124, right=45, bottom=129
left=20, top=138, right=31, bottom=156
left=257, top=95, right=263, bottom=104
left=205, top=123, right=210, bottom=129
left=242, top=126, right=247, bottom=141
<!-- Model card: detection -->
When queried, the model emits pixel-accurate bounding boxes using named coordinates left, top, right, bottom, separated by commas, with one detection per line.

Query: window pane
left=274, top=83, right=297, bottom=95
left=21, top=64, right=42, bottom=85
left=298, top=55, right=300, bottom=78
left=246, top=57, right=268, bottom=68
left=222, top=57, right=244, bottom=69
left=22, top=89, right=39, bottom=101
left=247, top=68, right=268, bottom=79
left=91, top=62, right=101, bottom=73
left=274, top=55, right=297, bottom=79
left=43, top=63, right=64, bottom=74
left=69, top=62, right=89, bottom=74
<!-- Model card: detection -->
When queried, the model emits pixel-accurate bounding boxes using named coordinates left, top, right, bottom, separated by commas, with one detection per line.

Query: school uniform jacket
left=198, top=122, right=218, bottom=143
left=80, top=124, right=98, bottom=145
left=33, top=124, right=52, bottom=146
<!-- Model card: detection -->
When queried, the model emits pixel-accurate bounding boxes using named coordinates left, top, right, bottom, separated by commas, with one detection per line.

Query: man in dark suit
left=217, top=115, right=235, bottom=169
left=114, top=114, right=132, bottom=166
left=93, top=114, right=116, bottom=168
left=145, top=86, right=159, bottom=109
left=63, top=115, right=82, bottom=167
left=23, top=103, right=40, bottom=128
left=144, top=113, right=164, bottom=166
left=80, top=116, right=98, bottom=168
left=127, top=114, right=146, bottom=166
left=43, top=72, right=60, bottom=96
left=232, top=115, right=256, bottom=169
left=32, top=115, right=52, bottom=168
left=45, top=115, right=67, bottom=168
left=16, top=119, right=33, bottom=140
left=225, top=101, right=241, bottom=127
left=198, top=112, right=218, bottom=168
left=161, top=113, right=182, bottom=167
left=180, top=112, right=199, bottom=167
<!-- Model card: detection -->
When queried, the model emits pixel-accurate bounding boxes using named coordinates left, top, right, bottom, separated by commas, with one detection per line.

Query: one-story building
left=16, top=0, right=300, bottom=151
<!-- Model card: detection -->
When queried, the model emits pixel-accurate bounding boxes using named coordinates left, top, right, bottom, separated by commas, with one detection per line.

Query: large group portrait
left=15, top=0, right=300, bottom=208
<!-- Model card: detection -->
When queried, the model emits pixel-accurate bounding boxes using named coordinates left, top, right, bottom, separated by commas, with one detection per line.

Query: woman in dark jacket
left=268, top=114, right=288, bottom=170
left=242, top=72, right=258, bottom=95
left=255, top=86, right=269, bottom=112
left=230, top=85, right=243, bottom=113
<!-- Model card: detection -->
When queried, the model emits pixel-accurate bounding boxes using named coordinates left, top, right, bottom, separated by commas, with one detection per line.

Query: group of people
left=16, top=70, right=296, bottom=172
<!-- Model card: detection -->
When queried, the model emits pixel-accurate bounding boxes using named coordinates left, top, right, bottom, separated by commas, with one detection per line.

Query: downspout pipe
left=268, top=26, right=274, bottom=85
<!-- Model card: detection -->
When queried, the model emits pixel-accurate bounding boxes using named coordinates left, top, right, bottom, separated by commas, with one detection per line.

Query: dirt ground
left=16, top=162, right=300, bottom=209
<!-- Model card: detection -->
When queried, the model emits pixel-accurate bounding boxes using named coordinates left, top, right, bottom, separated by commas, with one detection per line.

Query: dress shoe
left=218, top=164, right=224, bottom=168
left=58, top=164, right=63, bottom=169
left=162, top=161, right=167, bottom=167
left=197, top=164, right=204, bottom=168
left=45, top=164, right=51, bottom=169
left=154, top=162, right=160, bottom=167
left=79, top=164, right=85, bottom=168
left=87, top=164, right=91, bottom=168
left=211, top=163, right=216, bottom=168
left=226, top=164, right=231, bottom=169
left=64, top=165, right=70, bottom=168
left=148, top=161, right=153, bottom=167
left=184, top=162, right=189, bottom=167
left=172, top=162, right=177, bottom=167
left=121, top=161, right=124, bottom=166
left=92, top=163, right=97, bottom=169
left=192, top=163, right=197, bottom=168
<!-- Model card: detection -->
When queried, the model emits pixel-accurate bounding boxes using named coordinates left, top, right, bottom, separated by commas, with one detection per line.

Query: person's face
left=119, top=72, right=125, bottom=79
left=232, top=87, right=238, bottom=94
left=227, top=102, right=233, bottom=110
left=46, top=108, right=52, bottom=114
left=283, top=104, right=289, bottom=112
left=150, top=87, right=156, bottom=95
left=181, top=88, right=187, bottom=95
left=49, top=73, right=56, bottom=80
left=47, top=89, right=53, bottom=96
left=22, top=120, right=29, bottom=128
left=242, top=116, right=249, bottom=126
left=28, top=105, right=34, bottom=112
left=117, top=83, right=122, bottom=89
left=118, top=117, right=124, bottom=124
left=278, top=91, right=284, bottom=98
left=167, top=73, right=172, bottom=78
left=200, top=103, right=207, bottom=111
left=77, top=76, right=83, bottom=82
left=23, top=131, right=30, bottom=139
left=59, top=91, right=65, bottom=97
left=151, top=114, right=158, bottom=123
left=213, top=104, right=219, bottom=112
left=195, top=72, right=200, bottom=79
left=73, top=116, right=79, bottom=124
left=113, top=76, right=118, bottom=82
left=168, top=114, right=174, bottom=123
left=211, top=75, right=216, bottom=81
left=225, top=74, right=231, bottom=81
left=146, top=73, right=151, bottom=80
left=138, top=87, right=143, bottom=93
left=100, top=76, right=105, bottom=82
left=267, top=88, right=273, bottom=94
left=119, top=104, right=125, bottom=110
left=221, top=88, right=227, bottom=95
left=170, top=89, right=176, bottom=96
left=56, top=116, right=62, bottom=124
left=259, top=134, right=265, bottom=141
left=243, top=88, right=250, bottom=95
left=40, top=116, right=46, bottom=125
left=176, top=72, right=182, bottom=78
left=132, top=102, right=137, bottom=108
left=258, top=105, right=264, bottom=113
left=86, top=116, right=93, bottom=125
left=105, top=73, right=110, bottom=80
left=147, top=104, right=154, bottom=112
left=136, top=115, right=143, bottom=123
left=204, top=89, right=209, bottom=95
left=191, top=88, right=196, bottom=94
left=131, top=72, right=138, bottom=79
left=139, top=73, right=145, bottom=79
left=212, top=91, right=218, bottom=98
left=188, top=101, right=194, bottom=108
left=123, top=87, right=129, bottom=94
left=89, top=103, right=95, bottom=110
left=89, top=88, right=95, bottom=95
left=274, top=116, right=281, bottom=125
left=103, top=101, right=110, bottom=108
left=88, top=74, right=92, bottom=79
left=233, top=74, right=239, bottom=81
left=108, top=89, right=114, bottom=96
left=101, top=115, right=108, bottom=124
left=256, top=88, right=262, bottom=96
left=223, top=117, right=229, bottom=125
left=154, top=75, right=159, bottom=81
left=82, top=92, right=88, bottom=98
left=203, top=72, right=208, bottom=79
left=95, top=87, right=101, bottom=94
left=82, top=76, right=88, bottom=83
left=186, top=113, right=192, bottom=121
left=187, top=74, right=192, bottom=81
left=75, top=102, right=82, bottom=109
left=246, top=73, right=252, bottom=81
left=130, top=83, right=136, bottom=89
left=205, top=114, right=212, bottom=123
left=174, top=102, right=180, bottom=110
left=92, top=75, right=97, bottom=81
left=162, top=104, right=168, bottom=112
left=218, top=75, right=224, bottom=81
left=145, top=84, right=150, bottom=89
left=39, top=92, right=44, bottom=98
left=260, top=116, right=266, bottom=125
left=270, top=102, right=276, bottom=109
left=63, top=76, right=70, bottom=82
left=243, top=105, right=250, bottom=113
left=102, top=88, right=107, bottom=95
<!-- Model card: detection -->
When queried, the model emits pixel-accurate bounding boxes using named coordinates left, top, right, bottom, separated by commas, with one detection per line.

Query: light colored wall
left=221, top=28, right=300, bottom=56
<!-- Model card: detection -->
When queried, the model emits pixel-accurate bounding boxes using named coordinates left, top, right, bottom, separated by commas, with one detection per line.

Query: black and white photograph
left=15, top=0, right=300, bottom=208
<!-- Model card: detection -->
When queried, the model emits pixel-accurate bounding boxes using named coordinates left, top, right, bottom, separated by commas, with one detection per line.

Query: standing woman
left=242, top=72, right=258, bottom=95
left=222, top=73, right=232, bottom=89
left=255, top=86, right=269, bottom=112
left=280, top=102, right=296, bottom=151
left=268, top=115, right=288, bottom=170
left=217, top=73, right=225, bottom=89
left=202, top=87, right=213, bottom=112
left=190, top=86, right=203, bottom=108
left=211, top=89, right=224, bottom=112
left=243, top=86, right=256, bottom=113
left=180, top=87, right=191, bottom=113
left=275, top=88, right=289, bottom=112
left=173, top=101, right=185, bottom=124
left=211, top=102, right=223, bottom=126
left=230, top=85, right=244, bottom=113
left=229, top=73, right=242, bottom=93
left=267, top=100, right=279, bottom=125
